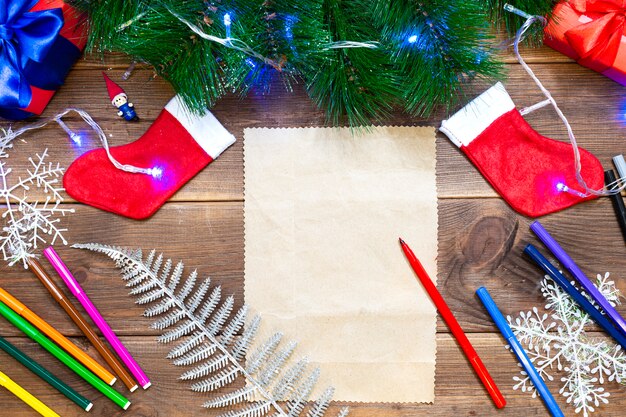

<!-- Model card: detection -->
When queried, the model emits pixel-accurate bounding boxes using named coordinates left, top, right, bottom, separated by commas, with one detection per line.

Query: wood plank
left=437, top=197, right=626, bottom=333
left=3, top=62, right=625, bottom=202
left=2, top=25, right=626, bottom=417
left=1, top=198, right=623, bottom=338
left=1, top=333, right=624, bottom=416
left=0, top=202, right=244, bottom=337
left=72, top=37, right=575, bottom=69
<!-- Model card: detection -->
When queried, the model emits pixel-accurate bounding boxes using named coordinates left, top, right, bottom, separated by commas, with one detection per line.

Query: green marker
left=0, top=335, right=93, bottom=411
left=0, top=301, right=130, bottom=410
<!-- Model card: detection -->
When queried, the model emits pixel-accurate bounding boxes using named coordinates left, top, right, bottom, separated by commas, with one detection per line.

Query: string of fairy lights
left=162, top=7, right=380, bottom=71
left=0, top=4, right=623, bottom=201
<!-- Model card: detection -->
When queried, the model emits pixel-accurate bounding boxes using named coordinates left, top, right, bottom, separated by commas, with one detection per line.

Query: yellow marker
left=0, top=369, right=61, bottom=417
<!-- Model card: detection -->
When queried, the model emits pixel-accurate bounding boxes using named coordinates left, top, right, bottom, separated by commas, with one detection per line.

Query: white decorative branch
left=74, top=243, right=350, bottom=417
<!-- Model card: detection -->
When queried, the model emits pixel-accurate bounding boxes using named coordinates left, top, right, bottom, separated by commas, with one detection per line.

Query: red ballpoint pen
left=399, top=238, right=506, bottom=409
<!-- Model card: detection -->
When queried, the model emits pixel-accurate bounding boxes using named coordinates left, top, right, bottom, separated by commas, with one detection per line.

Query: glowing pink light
left=149, top=167, right=163, bottom=179
left=555, top=182, right=587, bottom=198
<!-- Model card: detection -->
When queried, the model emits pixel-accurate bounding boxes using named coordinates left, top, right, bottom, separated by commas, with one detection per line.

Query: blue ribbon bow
left=0, top=0, right=64, bottom=108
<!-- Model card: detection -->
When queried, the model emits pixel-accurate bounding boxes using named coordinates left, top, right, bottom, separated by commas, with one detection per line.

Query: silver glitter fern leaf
left=73, top=243, right=349, bottom=417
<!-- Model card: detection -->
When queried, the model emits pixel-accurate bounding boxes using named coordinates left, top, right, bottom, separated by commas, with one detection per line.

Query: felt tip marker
left=530, top=221, right=626, bottom=337
left=0, top=369, right=61, bottom=417
left=0, top=301, right=131, bottom=410
left=399, top=238, right=506, bottom=409
left=45, top=247, right=150, bottom=390
left=477, top=287, right=563, bottom=417
left=605, top=169, right=626, bottom=244
left=524, top=244, right=626, bottom=350
left=0, top=286, right=116, bottom=388
left=0, top=335, right=93, bottom=411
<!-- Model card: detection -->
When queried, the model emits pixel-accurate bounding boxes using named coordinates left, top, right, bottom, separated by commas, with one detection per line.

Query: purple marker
left=44, top=247, right=151, bottom=389
left=530, top=221, right=626, bottom=336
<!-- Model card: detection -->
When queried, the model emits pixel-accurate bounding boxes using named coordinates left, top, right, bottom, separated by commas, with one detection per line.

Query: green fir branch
left=481, top=0, right=556, bottom=44
left=73, top=0, right=235, bottom=112
left=375, top=0, right=502, bottom=117
left=71, top=0, right=517, bottom=126
left=225, top=0, right=329, bottom=95
left=305, top=0, right=400, bottom=127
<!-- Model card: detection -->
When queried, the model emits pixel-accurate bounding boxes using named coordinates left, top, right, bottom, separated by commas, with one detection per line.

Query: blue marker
left=524, top=244, right=626, bottom=350
left=476, top=287, right=564, bottom=417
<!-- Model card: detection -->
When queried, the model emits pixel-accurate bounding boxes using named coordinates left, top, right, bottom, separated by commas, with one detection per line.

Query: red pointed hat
left=102, top=72, right=126, bottom=101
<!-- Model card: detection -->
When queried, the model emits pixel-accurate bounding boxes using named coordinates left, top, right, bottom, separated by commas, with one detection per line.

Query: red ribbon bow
left=565, top=0, right=626, bottom=71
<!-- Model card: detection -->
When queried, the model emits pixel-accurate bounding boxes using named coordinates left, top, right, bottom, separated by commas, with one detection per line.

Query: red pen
left=399, top=238, right=506, bottom=409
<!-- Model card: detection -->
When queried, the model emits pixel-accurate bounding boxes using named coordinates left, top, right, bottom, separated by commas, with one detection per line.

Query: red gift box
left=0, top=0, right=87, bottom=120
left=544, top=0, right=626, bottom=85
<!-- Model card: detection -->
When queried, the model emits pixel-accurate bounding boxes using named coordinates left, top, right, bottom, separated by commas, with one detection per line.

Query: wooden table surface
left=1, top=44, right=625, bottom=417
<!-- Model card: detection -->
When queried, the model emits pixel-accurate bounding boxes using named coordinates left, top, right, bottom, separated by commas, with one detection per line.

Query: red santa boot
left=63, top=95, right=236, bottom=219
left=439, top=82, right=604, bottom=217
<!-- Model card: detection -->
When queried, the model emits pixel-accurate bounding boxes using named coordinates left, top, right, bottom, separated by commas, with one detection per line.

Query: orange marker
left=0, top=287, right=117, bottom=386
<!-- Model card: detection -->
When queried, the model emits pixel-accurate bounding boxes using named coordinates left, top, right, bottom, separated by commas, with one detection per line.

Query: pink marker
left=44, top=247, right=151, bottom=390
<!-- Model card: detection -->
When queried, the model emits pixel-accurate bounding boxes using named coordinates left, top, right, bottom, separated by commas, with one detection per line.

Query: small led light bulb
left=69, top=132, right=82, bottom=146
left=224, top=13, right=232, bottom=39
left=408, top=35, right=418, bottom=44
left=503, top=3, right=534, bottom=20
left=56, top=118, right=82, bottom=146
left=149, top=167, right=163, bottom=179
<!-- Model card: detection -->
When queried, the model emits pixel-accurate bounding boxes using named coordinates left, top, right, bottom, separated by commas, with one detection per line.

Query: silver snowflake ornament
left=0, top=146, right=74, bottom=268
left=508, top=272, right=626, bottom=416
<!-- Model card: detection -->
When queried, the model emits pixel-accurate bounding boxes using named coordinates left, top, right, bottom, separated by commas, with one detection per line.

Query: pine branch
left=72, top=0, right=233, bottom=113
left=72, top=0, right=509, bottom=126
left=224, top=0, right=330, bottom=95
left=74, top=243, right=350, bottom=416
left=305, top=0, right=399, bottom=126
left=481, top=0, right=556, bottom=44
left=374, top=0, right=502, bottom=117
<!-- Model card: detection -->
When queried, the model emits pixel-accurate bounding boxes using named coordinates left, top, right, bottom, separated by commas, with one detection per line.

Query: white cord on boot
left=0, top=109, right=157, bottom=177
left=506, top=4, right=624, bottom=197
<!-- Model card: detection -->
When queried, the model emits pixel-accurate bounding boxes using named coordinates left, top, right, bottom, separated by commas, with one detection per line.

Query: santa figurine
left=102, top=72, right=139, bottom=122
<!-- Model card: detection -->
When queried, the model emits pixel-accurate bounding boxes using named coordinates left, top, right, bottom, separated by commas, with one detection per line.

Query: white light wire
left=506, top=4, right=624, bottom=196
left=0, top=109, right=155, bottom=176
left=324, top=41, right=379, bottom=49
left=3, top=12, right=383, bottom=178
left=161, top=7, right=379, bottom=68
left=165, top=7, right=286, bottom=70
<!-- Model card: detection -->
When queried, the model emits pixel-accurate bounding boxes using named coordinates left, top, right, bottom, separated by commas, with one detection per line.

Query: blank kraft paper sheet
left=244, top=126, right=438, bottom=403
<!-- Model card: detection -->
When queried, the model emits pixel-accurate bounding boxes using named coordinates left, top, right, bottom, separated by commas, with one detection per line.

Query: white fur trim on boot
left=165, top=95, right=236, bottom=159
left=439, top=82, right=515, bottom=148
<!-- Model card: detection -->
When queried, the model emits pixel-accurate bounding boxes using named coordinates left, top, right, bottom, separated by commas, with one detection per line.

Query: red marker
left=399, top=238, right=506, bottom=409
